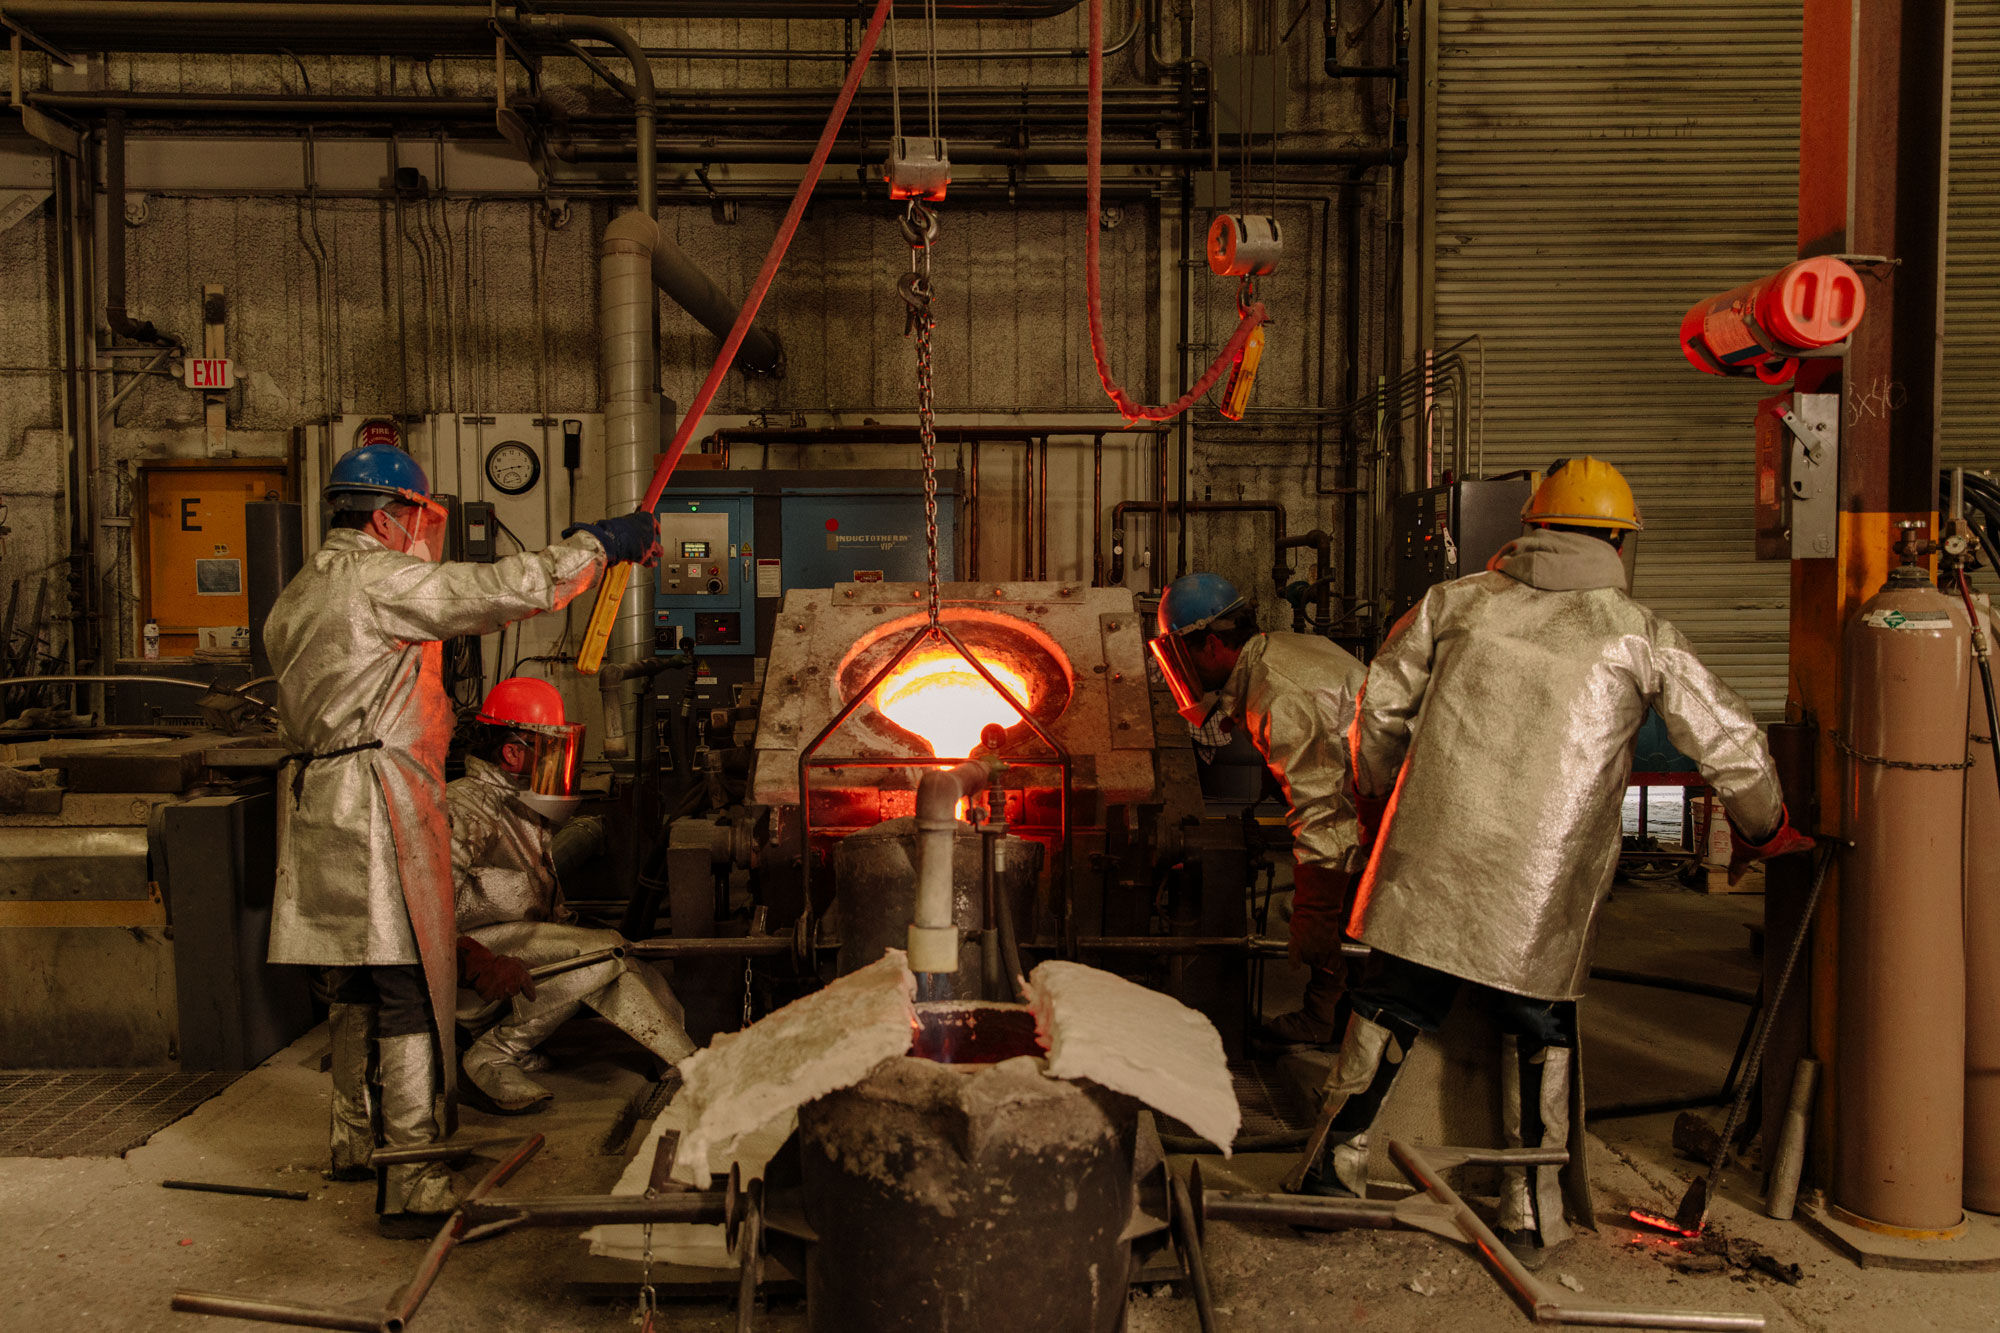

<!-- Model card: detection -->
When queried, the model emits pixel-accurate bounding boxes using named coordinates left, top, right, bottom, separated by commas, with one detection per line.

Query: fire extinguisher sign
left=182, top=357, right=235, bottom=390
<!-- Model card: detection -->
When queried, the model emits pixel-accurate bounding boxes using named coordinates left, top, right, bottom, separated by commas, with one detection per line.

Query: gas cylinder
left=1679, top=256, right=1865, bottom=385
left=1836, top=563, right=1970, bottom=1231
left=1964, top=597, right=2000, bottom=1215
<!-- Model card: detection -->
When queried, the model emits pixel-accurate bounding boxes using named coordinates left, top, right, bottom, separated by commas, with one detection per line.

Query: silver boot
left=326, top=1002, right=376, bottom=1181
left=1498, top=1038, right=1575, bottom=1262
left=376, top=1032, right=455, bottom=1237
left=1298, top=1011, right=1418, bottom=1198
left=461, top=997, right=583, bottom=1114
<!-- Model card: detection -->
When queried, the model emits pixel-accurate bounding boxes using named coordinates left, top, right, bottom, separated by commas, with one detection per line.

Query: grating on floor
left=0, top=1069, right=242, bottom=1158
left=1156, top=1058, right=1317, bottom=1142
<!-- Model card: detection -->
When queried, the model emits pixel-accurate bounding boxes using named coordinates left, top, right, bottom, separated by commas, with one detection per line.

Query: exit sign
left=182, top=357, right=234, bottom=390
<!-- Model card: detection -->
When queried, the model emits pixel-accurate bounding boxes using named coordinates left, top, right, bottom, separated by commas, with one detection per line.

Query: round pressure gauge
left=484, top=440, right=542, bottom=496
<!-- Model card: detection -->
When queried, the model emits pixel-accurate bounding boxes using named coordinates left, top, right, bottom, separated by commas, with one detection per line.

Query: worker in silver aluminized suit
left=1150, top=573, right=1368, bottom=1047
left=1298, top=457, right=1812, bottom=1264
left=451, top=676, right=695, bottom=1115
left=265, top=443, right=659, bottom=1237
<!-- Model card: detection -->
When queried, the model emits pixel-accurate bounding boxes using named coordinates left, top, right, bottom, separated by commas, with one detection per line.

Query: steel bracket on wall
left=1783, top=393, right=1839, bottom=560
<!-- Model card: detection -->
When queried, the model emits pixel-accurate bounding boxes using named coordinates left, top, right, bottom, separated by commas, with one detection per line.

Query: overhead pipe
left=37, top=92, right=497, bottom=118
left=541, top=1, right=1078, bottom=16
left=560, top=138, right=1402, bottom=168
left=6, top=2, right=521, bottom=54
left=514, top=13, right=654, bottom=217
left=910, top=760, right=994, bottom=976
left=624, top=0, right=1136, bottom=61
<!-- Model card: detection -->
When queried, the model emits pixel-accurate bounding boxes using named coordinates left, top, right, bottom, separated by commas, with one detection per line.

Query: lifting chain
left=1832, top=729, right=1974, bottom=772
left=899, top=198, right=942, bottom=627
left=631, top=1222, right=656, bottom=1330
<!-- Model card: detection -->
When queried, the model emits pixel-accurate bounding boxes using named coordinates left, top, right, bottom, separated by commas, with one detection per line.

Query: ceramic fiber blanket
left=584, top=1093, right=795, bottom=1268
left=1027, top=959, right=1239, bottom=1153
left=672, top=949, right=918, bottom=1188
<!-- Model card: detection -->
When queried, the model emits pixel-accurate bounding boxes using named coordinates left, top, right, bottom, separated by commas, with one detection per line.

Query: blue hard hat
left=324, top=444, right=431, bottom=511
left=1157, top=573, right=1248, bottom=638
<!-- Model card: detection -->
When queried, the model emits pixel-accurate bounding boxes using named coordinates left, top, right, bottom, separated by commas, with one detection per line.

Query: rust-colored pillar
left=1790, top=0, right=1953, bottom=1191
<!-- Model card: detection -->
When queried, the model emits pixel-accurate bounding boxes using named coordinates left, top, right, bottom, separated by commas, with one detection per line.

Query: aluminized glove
left=1727, top=805, right=1815, bottom=885
left=458, top=935, right=539, bottom=1002
left=563, top=509, right=660, bottom=567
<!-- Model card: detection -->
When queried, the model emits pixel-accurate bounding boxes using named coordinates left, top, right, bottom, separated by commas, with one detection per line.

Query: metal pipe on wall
left=103, top=113, right=167, bottom=346
left=1037, top=436, right=1049, bottom=581
left=597, top=210, right=661, bottom=743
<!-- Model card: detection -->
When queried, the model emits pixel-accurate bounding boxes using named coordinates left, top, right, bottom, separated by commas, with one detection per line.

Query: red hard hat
left=478, top=676, right=566, bottom=729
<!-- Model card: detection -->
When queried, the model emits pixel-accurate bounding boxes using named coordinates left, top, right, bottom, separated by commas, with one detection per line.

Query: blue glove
left=564, top=510, right=659, bottom=566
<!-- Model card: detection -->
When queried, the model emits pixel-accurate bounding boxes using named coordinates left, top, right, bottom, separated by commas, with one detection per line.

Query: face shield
left=499, top=721, right=586, bottom=822
left=384, top=494, right=450, bottom=562
left=1148, top=632, right=1218, bottom=727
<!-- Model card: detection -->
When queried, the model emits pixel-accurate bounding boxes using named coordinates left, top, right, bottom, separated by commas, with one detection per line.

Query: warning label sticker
left=1861, top=609, right=1954, bottom=632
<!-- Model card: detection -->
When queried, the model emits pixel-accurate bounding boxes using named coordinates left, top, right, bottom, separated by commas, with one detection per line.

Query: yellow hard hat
left=1521, top=456, right=1643, bottom=532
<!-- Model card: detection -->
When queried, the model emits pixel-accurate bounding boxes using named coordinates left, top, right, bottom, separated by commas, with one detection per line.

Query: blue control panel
left=653, top=492, right=754, bottom=656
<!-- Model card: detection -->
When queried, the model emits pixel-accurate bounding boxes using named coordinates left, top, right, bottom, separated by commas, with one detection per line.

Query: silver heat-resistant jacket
left=1217, top=631, right=1370, bottom=873
left=1349, top=528, right=1783, bottom=1001
left=450, top=756, right=568, bottom=932
left=265, top=527, right=604, bottom=1056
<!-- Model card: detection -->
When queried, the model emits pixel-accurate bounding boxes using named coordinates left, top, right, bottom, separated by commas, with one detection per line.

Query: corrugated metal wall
left=1432, top=0, right=1801, bottom=719
left=1946, top=2, right=2000, bottom=480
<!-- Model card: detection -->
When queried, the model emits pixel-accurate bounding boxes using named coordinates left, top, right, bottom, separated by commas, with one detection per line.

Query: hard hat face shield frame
left=1149, top=632, right=1218, bottom=727
left=498, top=720, right=586, bottom=822
left=380, top=492, right=451, bottom=562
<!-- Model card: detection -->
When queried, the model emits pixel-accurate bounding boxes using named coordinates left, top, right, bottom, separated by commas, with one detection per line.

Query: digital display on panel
left=680, top=541, right=710, bottom=558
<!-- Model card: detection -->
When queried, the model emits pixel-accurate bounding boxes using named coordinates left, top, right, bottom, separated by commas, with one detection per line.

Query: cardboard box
left=198, top=626, right=250, bottom=651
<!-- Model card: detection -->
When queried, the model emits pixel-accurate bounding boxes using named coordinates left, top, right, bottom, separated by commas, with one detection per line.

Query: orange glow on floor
left=875, top=650, right=1033, bottom=759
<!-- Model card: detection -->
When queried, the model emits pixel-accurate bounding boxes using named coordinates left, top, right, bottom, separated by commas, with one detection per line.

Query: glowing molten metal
left=875, top=650, right=1034, bottom=759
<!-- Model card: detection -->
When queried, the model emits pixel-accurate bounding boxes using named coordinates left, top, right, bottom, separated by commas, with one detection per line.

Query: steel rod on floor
left=381, top=1135, right=545, bottom=1332
left=457, top=1193, right=725, bottom=1228
left=1386, top=1140, right=1763, bottom=1331
left=162, top=1179, right=311, bottom=1201
left=1587, top=968, right=1757, bottom=1007
left=1169, top=1175, right=1218, bottom=1333
left=168, top=1294, right=384, bottom=1332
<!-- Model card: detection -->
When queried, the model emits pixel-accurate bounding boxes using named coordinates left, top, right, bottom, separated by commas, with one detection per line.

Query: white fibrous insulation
left=584, top=1093, right=794, bottom=1268
left=1026, top=960, right=1239, bottom=1154
left=672, top=949, right=919, bottom=1187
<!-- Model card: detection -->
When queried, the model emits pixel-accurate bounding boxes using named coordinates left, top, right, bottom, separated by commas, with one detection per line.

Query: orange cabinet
left=138, top=462, right=288, bottom=658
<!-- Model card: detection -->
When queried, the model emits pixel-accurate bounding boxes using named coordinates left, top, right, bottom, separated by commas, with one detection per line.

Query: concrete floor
left=8, top=886, right=1999, bottom=1331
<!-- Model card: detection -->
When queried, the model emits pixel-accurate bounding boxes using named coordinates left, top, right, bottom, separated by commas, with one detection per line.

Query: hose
left=1953, top=567, right=2000, bottom=811
left=1082, top=0, right=1266, bottom=423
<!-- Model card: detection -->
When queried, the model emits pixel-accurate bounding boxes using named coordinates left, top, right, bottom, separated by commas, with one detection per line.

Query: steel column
left=1791, top=0, right=1954, bottom=1193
